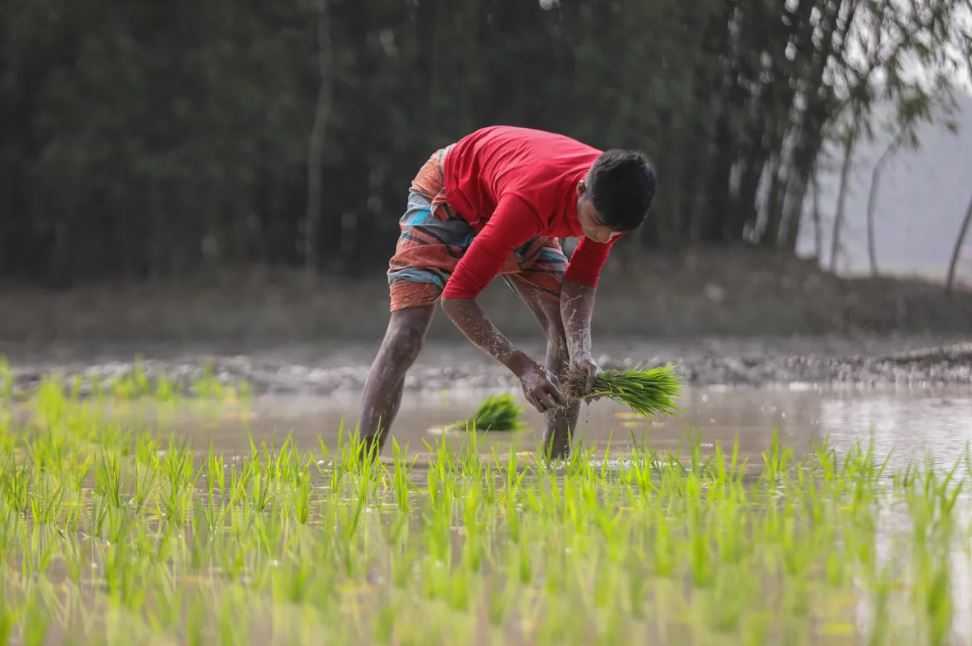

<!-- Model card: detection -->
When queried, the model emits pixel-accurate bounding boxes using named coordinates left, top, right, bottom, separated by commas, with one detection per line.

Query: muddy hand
left=517, top=361, right=566, bottom=413
left=570, top=353, right=601, bottom=396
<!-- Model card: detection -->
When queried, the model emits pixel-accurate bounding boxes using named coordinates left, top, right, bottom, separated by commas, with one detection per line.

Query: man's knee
left=385, top=317, right=427, bottom=365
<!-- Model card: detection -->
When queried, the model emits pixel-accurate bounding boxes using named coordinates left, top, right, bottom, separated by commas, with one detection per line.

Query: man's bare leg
left=358, top=304, right=435, bottom=453
left=540, top=326, right=580, bottom=459
left=509, top=281, right=581, bottom=460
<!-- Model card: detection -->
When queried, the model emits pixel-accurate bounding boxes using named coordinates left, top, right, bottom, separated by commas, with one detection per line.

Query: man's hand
left=513, top=356, right=566, bottom=413
left=570, top=352, right=601, bottom=396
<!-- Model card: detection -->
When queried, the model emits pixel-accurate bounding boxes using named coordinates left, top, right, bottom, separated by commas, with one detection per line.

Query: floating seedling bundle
left=453, top=392, right=524, bottom=431
left=567, top=365, right=682, bottom=417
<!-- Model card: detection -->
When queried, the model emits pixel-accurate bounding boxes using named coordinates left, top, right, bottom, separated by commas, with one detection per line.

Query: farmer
left=358, top=125, right=655, bottom=458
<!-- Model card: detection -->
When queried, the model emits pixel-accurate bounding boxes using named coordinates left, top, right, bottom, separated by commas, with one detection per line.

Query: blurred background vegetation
left=2, top=0, right=970, bottom=286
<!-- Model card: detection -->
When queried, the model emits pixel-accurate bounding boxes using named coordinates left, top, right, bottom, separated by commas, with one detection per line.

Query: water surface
left=137, top=385, right=972, bottom=469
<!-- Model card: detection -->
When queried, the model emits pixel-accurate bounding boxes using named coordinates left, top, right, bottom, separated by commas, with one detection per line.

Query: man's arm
left=441, top=297, right=565, bottom=412
left=560, top=278, right=600, bottom=393
left=439, top=297, right=526, bottom=373
left=561, top=278, right=595, bottom=358
left=438, top=193, right=565, bottom=412
left=560, top=233, right=625, bottom=392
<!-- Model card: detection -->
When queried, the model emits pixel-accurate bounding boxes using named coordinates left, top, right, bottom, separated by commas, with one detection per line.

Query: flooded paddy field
left=167, top=385, right=972, bottom=471
left=1, top=354, right=971, bottom=644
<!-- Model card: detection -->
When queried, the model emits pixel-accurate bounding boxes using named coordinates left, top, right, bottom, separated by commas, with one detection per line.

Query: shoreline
left=4, top=340, right=969, bottom=398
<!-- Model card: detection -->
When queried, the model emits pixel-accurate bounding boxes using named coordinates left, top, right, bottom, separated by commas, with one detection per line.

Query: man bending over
left=358, top=125, right=655, bottom=459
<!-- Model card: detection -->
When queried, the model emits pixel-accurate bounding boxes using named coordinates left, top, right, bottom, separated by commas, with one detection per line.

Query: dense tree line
left=1, top=0, right=969, bottom=284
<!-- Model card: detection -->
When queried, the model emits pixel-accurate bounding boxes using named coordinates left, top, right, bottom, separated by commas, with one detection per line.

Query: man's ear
left=576, top=180, right=586, bottom=197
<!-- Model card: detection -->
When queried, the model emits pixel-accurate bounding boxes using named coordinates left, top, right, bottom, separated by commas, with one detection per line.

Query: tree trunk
left=762, top=157, right=786, bottom=245
left=304, top=0, right=334, bottom=277
left=864, top=165, right=880, bottom=277
left=864, top=133, right=903, bottom=277
left=780, top=164, right=812, bottom=252
left=829, top=130, right=856, bottom=273
left=811, top=173, right=822, bottom=261
left=699, top=108, right=734, bottom=242
left=945, top=191, right=972, bottom=297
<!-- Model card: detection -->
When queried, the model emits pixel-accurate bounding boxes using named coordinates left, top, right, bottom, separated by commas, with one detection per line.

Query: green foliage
left=569, top=366, right=682, bottom=417
left=2, top=1, right=969, bottom=281
left=453, top=393, right=523, bottom=432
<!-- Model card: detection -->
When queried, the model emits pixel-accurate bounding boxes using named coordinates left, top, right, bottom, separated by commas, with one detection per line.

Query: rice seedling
left=0, top=357, right=12, bottom=401
left=1, top=364, right=971, bottom=645
left=452, top=392, right=523, bottom=431
left=566, top=365, right=682, bottom=417
left=0, top=355, right=249, bottom=403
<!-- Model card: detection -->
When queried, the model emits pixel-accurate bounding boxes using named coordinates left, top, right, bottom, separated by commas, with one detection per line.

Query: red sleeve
left=563, top=234, right=622, bottom=286
left=442, top=193, right=543, bottom=299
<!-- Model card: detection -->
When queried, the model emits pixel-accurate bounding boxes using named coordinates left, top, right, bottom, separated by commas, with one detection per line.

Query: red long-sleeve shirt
left=441, top=126, right=617, bottom=299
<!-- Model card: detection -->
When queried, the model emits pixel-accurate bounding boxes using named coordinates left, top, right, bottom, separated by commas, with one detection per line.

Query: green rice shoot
left=0, top=358, right=968, bottom=644
left=453, top=392, right=523, bottom=431
left=567, top=365, right=682, bottom=417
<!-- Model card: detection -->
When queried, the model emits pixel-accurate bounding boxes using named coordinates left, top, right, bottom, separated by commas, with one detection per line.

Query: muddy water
left=134, top=385, right=972, bottom=469
left=22, top=384, right=972, bottom=642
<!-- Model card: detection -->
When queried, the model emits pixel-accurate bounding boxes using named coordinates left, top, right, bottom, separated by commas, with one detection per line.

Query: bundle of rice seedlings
left=453, top=393, right=524, bottom=431
left=566, top=365, right=682, bottom=417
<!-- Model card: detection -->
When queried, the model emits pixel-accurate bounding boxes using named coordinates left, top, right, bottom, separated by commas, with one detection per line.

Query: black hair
left=587, top=149, right=655, bottom=231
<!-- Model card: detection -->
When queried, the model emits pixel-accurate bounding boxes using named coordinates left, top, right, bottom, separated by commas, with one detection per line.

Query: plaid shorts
left=386, top=147, right=566, bottom=311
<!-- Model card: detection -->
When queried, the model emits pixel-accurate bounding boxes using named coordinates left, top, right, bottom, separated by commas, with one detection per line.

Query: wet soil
left=3, top=337, right=969, bottom=398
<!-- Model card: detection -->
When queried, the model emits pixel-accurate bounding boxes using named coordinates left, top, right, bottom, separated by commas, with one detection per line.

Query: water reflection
left=144, top=385, right=972, bottom=469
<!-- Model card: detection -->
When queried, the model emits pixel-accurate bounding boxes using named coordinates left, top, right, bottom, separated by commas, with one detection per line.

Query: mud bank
left=2, top=248, right=972, bottom=348
left=4, top=339, right=970, bottom=397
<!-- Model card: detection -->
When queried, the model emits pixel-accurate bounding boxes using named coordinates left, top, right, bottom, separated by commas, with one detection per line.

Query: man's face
left=576, top=181, right=623, bottom=244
